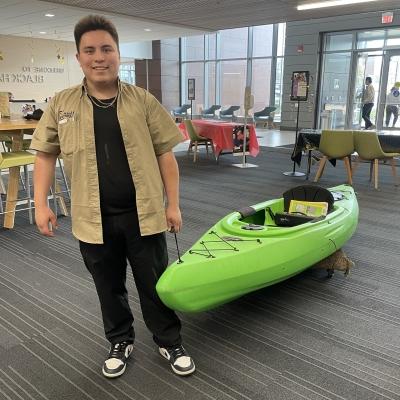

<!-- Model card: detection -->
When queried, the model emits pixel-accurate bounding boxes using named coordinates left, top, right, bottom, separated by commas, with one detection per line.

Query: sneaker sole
left=102, top=364, right=127, bottom=378
left=171, top=363, right=196, bottom=376
left=158, top=348, right=196, bottom=376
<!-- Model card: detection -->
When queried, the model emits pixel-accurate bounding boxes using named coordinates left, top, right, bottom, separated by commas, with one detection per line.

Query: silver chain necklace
left=87, top=91, right=118, bottom=109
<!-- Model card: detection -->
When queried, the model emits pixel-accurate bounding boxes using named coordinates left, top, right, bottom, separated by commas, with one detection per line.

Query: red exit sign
left=382, top=12, right=393, bottom=24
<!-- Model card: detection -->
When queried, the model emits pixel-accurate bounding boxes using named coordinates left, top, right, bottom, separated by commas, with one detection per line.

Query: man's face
left=76, top=30, right=120, bottom=86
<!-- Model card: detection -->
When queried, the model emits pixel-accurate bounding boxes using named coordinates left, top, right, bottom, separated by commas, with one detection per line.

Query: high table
left=179, top=119, right=259, bottom=158
left=292, top=129, right=400, bottom=179
left=0, top=118, right=38, bottom=228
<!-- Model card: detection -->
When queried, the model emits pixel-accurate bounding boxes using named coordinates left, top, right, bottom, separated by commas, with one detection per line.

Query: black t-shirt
left=91, top=97, right=137, bottom=215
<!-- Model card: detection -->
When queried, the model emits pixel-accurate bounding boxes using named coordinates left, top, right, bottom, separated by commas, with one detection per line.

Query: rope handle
left=173, top=232, right=183, bottom=264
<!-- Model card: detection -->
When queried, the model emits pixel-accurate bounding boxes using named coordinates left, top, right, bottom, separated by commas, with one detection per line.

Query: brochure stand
left=188, top=78, right=195, bottom=120
left=283, top=100, right=305, bottom=177
left=233, top=87, right=258, bottom=168
left=283, top=71, right=309, bottom=178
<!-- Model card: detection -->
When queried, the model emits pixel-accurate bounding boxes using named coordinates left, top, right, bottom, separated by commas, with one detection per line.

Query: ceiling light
left=297, top=0, right=378, bottom=11
left=39, top=31, right=47, bottom=34
left=45, top=13, right=55, bottom=17
left=144, top=28, right=152, bottom=32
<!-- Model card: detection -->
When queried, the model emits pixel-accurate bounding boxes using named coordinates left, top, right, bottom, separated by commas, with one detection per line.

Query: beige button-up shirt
left=30, top=80, right=183, bottom=244
left=362, top=84, right=375, bottom=104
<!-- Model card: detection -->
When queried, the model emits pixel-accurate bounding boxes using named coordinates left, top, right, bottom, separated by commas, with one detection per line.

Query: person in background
left=362, top=77, right=375, bottom=130
left=30, top=14, right=195, bottom=379
left=385, top=86, right=399, bottom=128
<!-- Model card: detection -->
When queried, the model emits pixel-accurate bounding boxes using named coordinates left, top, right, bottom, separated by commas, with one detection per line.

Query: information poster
left=290, top=71, right=309, bottom=101
left=188, top=78, right=195, bottom=100
left=0, top=92, right=10, bottom=117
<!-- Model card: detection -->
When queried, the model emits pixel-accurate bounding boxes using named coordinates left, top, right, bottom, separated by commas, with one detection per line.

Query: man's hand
left=165, top=205, right=182, bottom=233
left=35, top=205, right=58, bottom=237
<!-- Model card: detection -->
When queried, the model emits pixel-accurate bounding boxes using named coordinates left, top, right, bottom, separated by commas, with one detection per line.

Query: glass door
left=378, top=51, right=400, bottom=131
left=349, top=52, right=382, bottom=129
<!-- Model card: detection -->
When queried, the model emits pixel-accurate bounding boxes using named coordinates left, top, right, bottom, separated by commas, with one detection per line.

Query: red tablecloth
left=179, top=119, right=259, bottom=157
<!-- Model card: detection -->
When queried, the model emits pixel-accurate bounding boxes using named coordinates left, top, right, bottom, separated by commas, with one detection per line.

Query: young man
left=362, top=77, right=375, bottom=130
left=385, top=86, right=399, bottom=128
left=30, top=15, right=195, bottom=379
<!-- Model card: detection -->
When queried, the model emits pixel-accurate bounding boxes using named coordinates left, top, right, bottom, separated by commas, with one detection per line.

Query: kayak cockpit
left=219, top=185, right=352, bottom=236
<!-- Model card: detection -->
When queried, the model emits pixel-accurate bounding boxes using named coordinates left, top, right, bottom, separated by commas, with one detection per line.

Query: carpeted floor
left=0, top=147, right=399, bottom=400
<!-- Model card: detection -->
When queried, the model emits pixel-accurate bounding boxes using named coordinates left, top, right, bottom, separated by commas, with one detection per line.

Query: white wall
left=120, top=41, right=152, bottom=59
left=0, top=35, right=153, bottom=103
left=0, top=35, right=83, bottom=102
left=281, top=9, right=400, bottom=130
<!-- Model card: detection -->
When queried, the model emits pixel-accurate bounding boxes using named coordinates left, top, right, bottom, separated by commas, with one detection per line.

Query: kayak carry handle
left=237, top=206, right=257, bottom=218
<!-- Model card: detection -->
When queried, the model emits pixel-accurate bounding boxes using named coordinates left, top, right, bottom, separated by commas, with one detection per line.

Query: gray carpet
left=0, top=147, right=399, bottom=400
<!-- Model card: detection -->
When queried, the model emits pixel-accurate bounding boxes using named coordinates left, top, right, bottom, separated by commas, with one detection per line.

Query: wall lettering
left=0, top=65, right=63, bottom=84
left=0, top=73, right=44, bottom=83
left=32, top=66, right=64, bottom=73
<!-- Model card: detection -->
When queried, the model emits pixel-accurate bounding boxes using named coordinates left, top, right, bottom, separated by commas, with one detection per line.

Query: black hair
left=365, top=77, right=372, bottom=84
left=74, top=15, right=119, bottom=52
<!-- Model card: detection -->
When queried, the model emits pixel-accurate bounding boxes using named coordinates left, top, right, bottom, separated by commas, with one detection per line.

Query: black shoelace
left=110, top=342, right=129, bottom=358
left=168, top=345, right=186, bottom=360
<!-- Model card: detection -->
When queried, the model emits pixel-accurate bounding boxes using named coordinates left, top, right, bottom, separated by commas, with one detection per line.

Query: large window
left=221, top=60, right=247, bottom=112
left=325, top=33, right=353, bottom=51
left=277, top=23, right=286, bottom=57
left=206, top=34, right=217, bottom=60
left=251, top=59, right=272, bottom=111
left=181, top=62, right=204, bottom=113
left=253, top=25, right=273, bottom=57
left=274, top=57, right=284, bottom=121
left=182, top=35, right=204, bottom=61
left=181, top=23, right=286, bottom=120
left=387, top=28, right=400, bottom=47
left=119, top=63, right=135, bottom=84
left=219, top=28, right=248, bottom=59
left=206, top=62, right=216, bottom=107
left=357, top=30, right=385, bottom=50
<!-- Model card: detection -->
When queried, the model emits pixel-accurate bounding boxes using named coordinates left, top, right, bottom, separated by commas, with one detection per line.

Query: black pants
left=79, top=211, right=181, bottom=347
left=362, top=103, right=374, bottom=129
left=385, top=105, right=398, bottom=127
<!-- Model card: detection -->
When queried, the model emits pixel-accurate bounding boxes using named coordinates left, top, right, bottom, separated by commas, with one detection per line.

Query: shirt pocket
left=58, top=119, right=80, bottom=155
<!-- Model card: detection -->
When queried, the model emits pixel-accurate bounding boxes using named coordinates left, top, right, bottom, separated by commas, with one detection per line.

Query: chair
left=219, top=106, right=240, bottom=121
left=201, top=105, right=221, bottom=119
left=2, top=135, right=33, bottom=190
left=172, top=104, right=191, bottom=122
left=2, top=135, right=70, bottom=200
left=0, top=150, right=35, bottom=223
left=183, top=120, right=215, bottom=162
left=314, top=130, right=354, bottom=185
left=0, top=133, right=69, bottom=219
left=253, top=106, right=276, bottom=128
left=353, top=131, right=399, bottom=190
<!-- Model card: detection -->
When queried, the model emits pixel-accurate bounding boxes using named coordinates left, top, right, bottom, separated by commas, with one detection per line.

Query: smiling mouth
left=92, top=67, right=108, bottom=70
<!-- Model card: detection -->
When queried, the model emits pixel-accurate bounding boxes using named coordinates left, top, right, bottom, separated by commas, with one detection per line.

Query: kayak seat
left=282, top=185, right=334, bottom=213
left=265, top=185, right=335, bottom=227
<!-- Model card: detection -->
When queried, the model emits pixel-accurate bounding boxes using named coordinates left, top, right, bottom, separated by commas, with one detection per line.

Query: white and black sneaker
left=102, top=341, right=133, bottom=378
left=159, top=345, right=195, bottom=376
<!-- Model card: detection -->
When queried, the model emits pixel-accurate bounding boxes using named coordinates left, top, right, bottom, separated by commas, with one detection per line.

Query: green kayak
left=157, top=184, right=358, bottom=313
